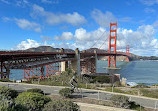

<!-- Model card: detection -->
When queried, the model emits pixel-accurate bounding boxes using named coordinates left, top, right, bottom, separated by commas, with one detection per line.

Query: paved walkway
left=0, top=82, right=158, bottom=109
left=77, top=102, right=134, bottom=111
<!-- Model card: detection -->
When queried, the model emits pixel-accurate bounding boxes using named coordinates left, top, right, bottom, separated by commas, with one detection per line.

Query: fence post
left=98, top=91, right=100, bottom=100
left=155, top=101, right=157, bottom=109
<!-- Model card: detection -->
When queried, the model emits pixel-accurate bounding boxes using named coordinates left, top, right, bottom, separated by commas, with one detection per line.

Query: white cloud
left=2, top=17, right=11, bottom=22
left=91, top=9, right=132, bottom=27
left=41, top=0, right=59, bottom=4
left=91, top=9, right=117, bottom=27
left=144, top=8, right=156, bottom=13
left=119, top=17, right=132, bottom=22
left=31, top=4, right=86, bottom=26
left=74, top=27, right=106, bottom=41
left=140, top=0, right=158, bottom=6
left=41, top=0, right=52, bottom=4
left=15, top=0, right=29, bottom=7
left=153, top=20, right=158, bottom=28
left=54, top=32, right=73, bottom=41
left=16, top=39, right=41, bottom=50
left=40, top=35, right=52, bottom=42
left=2, top=17, right=42, bottom=32
left=0, top=0, right=10, bottom=4
left=117, top=25, right=156, bottom=49
left=14, top=18, right=41, bottom=32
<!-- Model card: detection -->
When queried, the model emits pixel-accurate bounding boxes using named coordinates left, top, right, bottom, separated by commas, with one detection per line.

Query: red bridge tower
left=108, top=23, right=117, bottom=68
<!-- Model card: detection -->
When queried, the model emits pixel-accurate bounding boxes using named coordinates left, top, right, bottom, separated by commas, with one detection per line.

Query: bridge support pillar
left=1, top=61, right=3, bottom=79
left=0, top=61, right=10, bottom=79
left=71, top=48, right=81, bottom=75
left=81, top=54, right=97, bottom=74
left=94, top=50, right=98, bottom=73
left=76, top=48, right=81, bottom=75
left=61, top=61, right=68, bottom=72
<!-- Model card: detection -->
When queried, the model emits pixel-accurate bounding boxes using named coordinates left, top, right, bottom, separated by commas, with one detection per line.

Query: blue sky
left=0, top=0, right=158, bottom=56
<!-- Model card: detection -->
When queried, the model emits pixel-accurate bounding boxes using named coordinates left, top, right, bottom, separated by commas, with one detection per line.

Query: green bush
left=93, top=76, right=110, bottom=83
left=110, top=95, right=130, bottom=108
left=27, top=88, right=44, bottom=95
left=0, top=79, right=11, bottom=82
left=15, top=92, right=51, bottom=111
left=105, top=87, right=125, bottom=93
left=0, top=98, right=12, bottom=111
left=132, top=83, right=149, bottom=88
left=0, top=95, right=28, bottom=111
left=59, top=88, right=73, bottom=98
left=113, top=81, right=122, bottom=87
left=65, top=68, right=73, bottom=74
left=129, top=101, right=144, bottom=111
left=43, top=100, right=80, bottom=111
left=0, top=86, right=18, bottom=99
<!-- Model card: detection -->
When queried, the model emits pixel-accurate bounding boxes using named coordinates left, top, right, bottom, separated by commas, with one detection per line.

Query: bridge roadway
left=0, top=82, right=157, bottom=109
left=0, top=51, right=128, bottom=69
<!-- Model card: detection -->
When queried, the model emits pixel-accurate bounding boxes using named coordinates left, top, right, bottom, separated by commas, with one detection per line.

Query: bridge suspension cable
left=90, top=30, right=106, bottom=49
left=98, top=36, right=109, bottom=49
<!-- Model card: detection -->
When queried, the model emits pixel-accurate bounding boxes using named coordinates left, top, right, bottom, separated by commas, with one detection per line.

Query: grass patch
left=140, top=89, right=158, bottom=99
left=104, top=87, right=125, bottom=93
left=0, top=79, right=11, bottom=82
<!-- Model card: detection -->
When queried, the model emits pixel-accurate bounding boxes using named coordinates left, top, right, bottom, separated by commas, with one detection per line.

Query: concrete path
left=77, top=102, right=134, bottom=111
left=0, top=82, right=157, bottom=109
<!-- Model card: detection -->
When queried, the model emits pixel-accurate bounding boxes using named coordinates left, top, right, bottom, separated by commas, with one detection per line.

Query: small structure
left=121, top=77, right=127, bottom=86
left=16, top=80, right=22, bottom=83
left=114, top=74, right=120, bottom=82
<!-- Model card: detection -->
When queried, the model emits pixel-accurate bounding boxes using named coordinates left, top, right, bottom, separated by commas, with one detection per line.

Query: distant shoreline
left=136, top=60, right=158, bottom=61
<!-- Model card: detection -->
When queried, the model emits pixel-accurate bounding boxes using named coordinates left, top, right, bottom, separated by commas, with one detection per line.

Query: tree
left=110, top=95, right=130, bottom=108
left=0, top=95, right=28, bottom=111
left=43, top=100, right=79, bottom=111
left=26, top=88, right=44, bottom=95
left=15, top=92, right=51, bottom=111
left=93, top=76, right=110, bottom=83
left=0, top=86, right=18, bottom=99
left=59, top=88, right=73, bottom=98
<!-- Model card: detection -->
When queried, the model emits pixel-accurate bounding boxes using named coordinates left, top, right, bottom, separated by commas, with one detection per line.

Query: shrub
left=27, top=88, right=44, bottom=95
left=66, top=68, right=73, bottom=74
left=15, top=92, right=51, bottom=111
left=0, top=95, right=28, bottom=111
left=0, top=98, right=12, bottom=111
left=13, top=104, right=28, bottom=111
left=110, top=95, right=130, bottom=108
left=0, top=79, right=11, bottom=82
left=132, top=83, right=149, bottom=88
left=129, top=101, right=144, bottom=110
left=93, top=76, right=110, bottom=83
left=0, top=86, right=18, bottom=99
left=43, top=100, right=80, bottom=111
left=59, top=88, right=73, bottom=98
left=114, top=81, right=122, bottom=87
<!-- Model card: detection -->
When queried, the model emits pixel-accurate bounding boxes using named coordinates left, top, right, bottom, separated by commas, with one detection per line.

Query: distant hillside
left=25, top=46, right=75, bottom=53
left=82, top=48, right=108, bottom=53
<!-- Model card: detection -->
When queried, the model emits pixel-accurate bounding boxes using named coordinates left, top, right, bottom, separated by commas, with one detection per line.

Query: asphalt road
left=0, top=82, right=158, bottom=109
